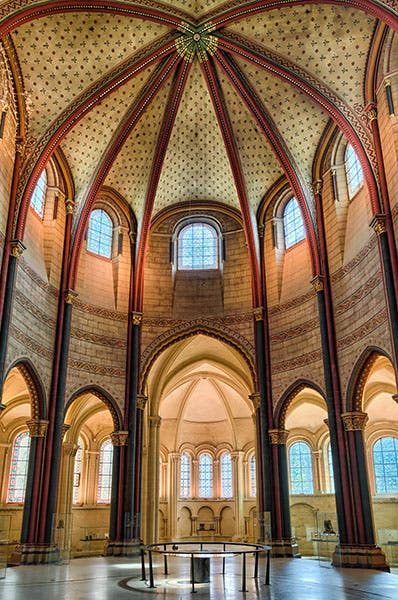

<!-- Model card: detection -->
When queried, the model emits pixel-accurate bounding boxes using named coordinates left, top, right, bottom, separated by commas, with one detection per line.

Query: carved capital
left=253, top=306, right=263, bottom=321
left=269, top=428, right=289, bottom=445
left=65, top=199, right=75, bottom=215
left=61, top=423, right=71, bottom=439
left=131, top=311, right=143, bottom=325
left=10, top=239, right=26, bottom=259
left=392, top=393, right=398, bottom=405
left=341, top=411, right=368, bottom=431
left=323, top=418, right=329, bottom=428
left=149, top=415, right=161, bottom=428
left=15, top=138, right=25, bottom=154
left=366, top=106, right=378, bottom=122
left=26, top=419, right=49, bottom=437
left=64, top=289, right=78, bottom=304
left=110, top=430, right=129, bottom=446
left=369, top=214, right=387, bottom=235
left=249, top=392, right=260, bottom=410
left=313, top=179, right=323, bottom=195
left=63, top=441, right=78, bottom=457
left=311, top=274, right=324, bottom=292
left=137, top=394, right=148, bottom=410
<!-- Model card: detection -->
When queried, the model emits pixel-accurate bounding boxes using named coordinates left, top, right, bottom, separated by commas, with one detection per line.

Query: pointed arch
left=65, top=385, right=122, bottom=431
left=346, top=346, right=393, bottom=412
left=274, top=379, right=325, bottom=429
left=5, top=358, right=47, bottom=419
left=139, top=324, right=256, bottom=394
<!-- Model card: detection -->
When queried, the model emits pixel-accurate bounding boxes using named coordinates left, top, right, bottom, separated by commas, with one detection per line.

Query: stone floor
left=0, top=555, right=397, bottom=599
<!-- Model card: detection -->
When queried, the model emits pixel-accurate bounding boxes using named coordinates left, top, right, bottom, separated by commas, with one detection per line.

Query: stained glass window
left=250, top=454, right=257, bottom=497
left=289, top=441, right=314, bottom=494
left=283, top=197, right=305, bottom=249
left=178, top=223, right=218, bottom=270
left=73, top=438, right=83, bottom=504
left=345, top=143, right=364, bottom=199
left=97, top=438, right=113, bottom=503
left=327, top=442, right=335, bottom=493
left=373, top=436, right=398, bottom=494
left=87, top=209, right=113, bottom=258
left=221, top=452, right=233, bottom=497
left=199, top=453, right=213, bottom=497
left=7, top=431, right=31, bottom=503
left=180, top=453, right=191, bottom=497
left=30, top=170, right=47, bottom=218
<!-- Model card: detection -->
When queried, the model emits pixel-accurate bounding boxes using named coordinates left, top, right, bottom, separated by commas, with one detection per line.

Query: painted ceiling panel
left=60, top=65, right=158, bottom=211
left=11, top=12, right=169, bottom=137
left=104, top=78, right=173, bottom=223
left=232, top=56, right=330, bottom=188
left=215, top=62, right=284, bottom=214
left=227, top=4, right=375, bottom=106
left=153, top=61, right=240, bottom=214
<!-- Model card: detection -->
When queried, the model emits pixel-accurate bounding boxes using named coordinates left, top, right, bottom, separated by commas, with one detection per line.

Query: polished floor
left=0, top=555, right=397, bottom=600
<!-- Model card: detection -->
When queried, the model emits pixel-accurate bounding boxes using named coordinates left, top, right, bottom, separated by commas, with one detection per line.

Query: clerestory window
left=87, top=209, right=113, bottom=258
left=345, top=143, right=364, bottom=199
left=177, top=222, right=218, bottom=270
left=283, top=197, right=305, bottom=249
left=7, top=431, right=31, bottom=503
left=30, top=170, right=47, bottom=218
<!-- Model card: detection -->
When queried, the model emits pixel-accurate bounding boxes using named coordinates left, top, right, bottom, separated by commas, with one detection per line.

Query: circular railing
left=141, top=540, right=271, bottom=592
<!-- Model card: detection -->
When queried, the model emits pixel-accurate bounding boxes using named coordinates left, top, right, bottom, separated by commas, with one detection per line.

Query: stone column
left=231, top=451, right=244, bottom=539
left=0, top=240, right=25, bottom=406
left=21, top=419, right=49, bottom=544
left=57, top=441, right=78, bottom=517
left=369, top=214, right=398, bottom=374
left=105, top=430, right=128, bottom=553
left=168, top=451, right=179, bottom=540
left=133, top=394, right=147, bottom=539
left=213, top=458, right=220, bottom=498
left=312, top=450, right=322, bottom=493
left=146, top=415, right=161, bottom=544
left=268, top=429, right=299, bottom=557
left=338, top=412, right=388, bottom=570
left=249, top=393, right=263, bottom=541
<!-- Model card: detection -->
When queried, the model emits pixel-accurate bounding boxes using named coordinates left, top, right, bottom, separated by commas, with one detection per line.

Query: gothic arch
left=139, top=324, right=256, bottom=393
left=65, top=385, right=122, bottom=432
left=346, top=346, right=393, bottom=412
left=5, top=358, right=47, bottom=419
left=274, top=379, right=325, bottom=429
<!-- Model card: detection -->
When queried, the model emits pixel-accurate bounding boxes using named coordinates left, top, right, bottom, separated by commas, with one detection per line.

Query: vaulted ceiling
left=1, top=1, right=397, bottom=296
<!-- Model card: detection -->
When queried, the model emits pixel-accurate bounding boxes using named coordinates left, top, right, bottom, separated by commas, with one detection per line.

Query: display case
left=78, top=526, right=109, bottom=556
left=311, top=512, right=339, bottom=567
left=52, top=513, right=72, bottom=564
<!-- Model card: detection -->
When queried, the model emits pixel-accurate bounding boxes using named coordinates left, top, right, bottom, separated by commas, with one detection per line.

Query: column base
left=104, top=539, right=142, bottom=557
left=271, top=538, right=301, bottom=558
left=332, top=544, right=390, bottom=571
left=9, top=543, right=60, bottom=565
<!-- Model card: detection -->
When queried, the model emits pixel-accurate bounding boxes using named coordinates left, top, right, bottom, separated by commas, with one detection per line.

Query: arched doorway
left=141, top=333, right=256, bottom=544
left=59, top=389, right=121, bottom=558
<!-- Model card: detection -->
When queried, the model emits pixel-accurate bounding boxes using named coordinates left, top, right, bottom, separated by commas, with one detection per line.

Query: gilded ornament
left=175, top=24, right=218, bottom=63
left=367, top=107, right=377, bottom=122
left=269, top=429, right=289, bottom=444
left=10, top=239, right=26, bottom=259
left=131, top=311, right=143, bottom=325
left=313, top=180, right=323, bottom=195
left=311, top=275, right=324, bottom=292
left=26, top=419, right=49, bottom=437
left=369, top=214, right=386, bottom=236
left=341, top=412, right=368, bottom=431
left=110, top=430, right=129, bottom=446
left=65, top=199, right=74, bottom=215
left=253, top=307, right=263, bottom=321
left=64, top=289, right=78, bottom=304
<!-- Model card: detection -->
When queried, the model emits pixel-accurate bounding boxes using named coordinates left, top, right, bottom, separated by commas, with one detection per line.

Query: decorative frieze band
left=341, top=412, right=368, bottom=431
